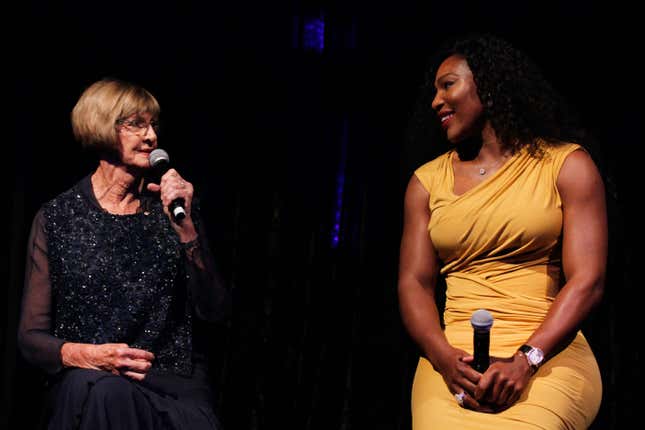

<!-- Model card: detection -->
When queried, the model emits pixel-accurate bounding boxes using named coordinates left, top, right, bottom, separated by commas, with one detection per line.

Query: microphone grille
left=149, top=148, right=169, bottom=167
left=471, top=309, right=494, bottom=330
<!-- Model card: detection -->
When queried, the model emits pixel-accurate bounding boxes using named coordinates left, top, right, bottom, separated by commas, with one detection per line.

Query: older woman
left=18, top=78, right=229, bottom=429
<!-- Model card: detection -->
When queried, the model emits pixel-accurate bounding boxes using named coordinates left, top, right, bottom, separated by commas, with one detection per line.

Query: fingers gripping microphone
left=470, top=309, right=494, bottom=373
left=148, top=148, right=186, bottom=222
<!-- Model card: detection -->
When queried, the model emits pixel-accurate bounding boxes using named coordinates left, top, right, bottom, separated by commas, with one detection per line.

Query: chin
left=447, top=129, right=475, bottom=145
left=446, top=133, right=462, bottom=144
left=135, top=155, right=152, bottom=168
left=444, top=128, right=460, bottom=143
left=124, top=159, right=150, bottom=172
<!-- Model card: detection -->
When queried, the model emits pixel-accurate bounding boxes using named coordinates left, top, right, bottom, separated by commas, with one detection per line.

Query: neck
left=456, top=122, right=508, bottom=163
left=91, top=160, right=144, bottom=213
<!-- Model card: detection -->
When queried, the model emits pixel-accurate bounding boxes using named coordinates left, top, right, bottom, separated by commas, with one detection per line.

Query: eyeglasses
left=116, top=118, right=160, bottom=136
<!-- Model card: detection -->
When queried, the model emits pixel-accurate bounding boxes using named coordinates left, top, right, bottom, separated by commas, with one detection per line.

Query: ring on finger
left=454, top=391, right=466, bottom=406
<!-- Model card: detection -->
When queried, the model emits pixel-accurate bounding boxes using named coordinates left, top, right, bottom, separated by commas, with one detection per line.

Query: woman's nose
left=431, top=91, right=443, bottom=111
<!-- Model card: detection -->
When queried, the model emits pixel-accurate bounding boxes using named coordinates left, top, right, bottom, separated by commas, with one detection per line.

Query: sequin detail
left=44, top=184, right=193, bottom=376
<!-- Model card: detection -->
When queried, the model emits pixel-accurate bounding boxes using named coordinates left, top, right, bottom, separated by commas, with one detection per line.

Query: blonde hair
left=71, top=78, right=160, bottom=151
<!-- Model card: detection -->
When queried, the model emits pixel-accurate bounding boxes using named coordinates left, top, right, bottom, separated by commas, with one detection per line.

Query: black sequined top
left=18, top=175, right=230, bottom=376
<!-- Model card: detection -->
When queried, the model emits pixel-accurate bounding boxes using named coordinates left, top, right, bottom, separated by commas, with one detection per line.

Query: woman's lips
left=440, top=113, right=454, bottom=129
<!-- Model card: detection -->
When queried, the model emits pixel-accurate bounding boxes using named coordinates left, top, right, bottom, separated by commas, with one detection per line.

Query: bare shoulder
left=405, top=173, right=430, bottom=203
left=557, top=148, right=605, bottom=199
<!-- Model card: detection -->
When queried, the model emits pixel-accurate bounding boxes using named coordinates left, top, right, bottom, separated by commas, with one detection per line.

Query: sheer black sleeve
left=17, top=209, right=65, bottom=374
left=183, top=209, right=231, bottom=323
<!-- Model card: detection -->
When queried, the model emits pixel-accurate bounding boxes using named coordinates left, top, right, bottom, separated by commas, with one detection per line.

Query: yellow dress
left=411, top=142, right=602, bottom=429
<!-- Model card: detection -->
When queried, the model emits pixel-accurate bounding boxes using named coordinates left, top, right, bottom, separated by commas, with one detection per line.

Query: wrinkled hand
left=61, top=342, right=155, bottom=381
left=147, top=168, right=194, bottom=221
left=461, top=353, right=532, bottom=412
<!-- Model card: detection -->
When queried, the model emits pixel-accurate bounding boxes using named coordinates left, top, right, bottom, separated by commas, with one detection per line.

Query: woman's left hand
left=461, top=352, right=533, bottom=412
left=147, top=168, right=197, bottom=239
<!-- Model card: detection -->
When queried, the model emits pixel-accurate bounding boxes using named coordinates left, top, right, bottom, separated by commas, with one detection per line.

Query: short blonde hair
left=71, top=78, right=161, bottom=151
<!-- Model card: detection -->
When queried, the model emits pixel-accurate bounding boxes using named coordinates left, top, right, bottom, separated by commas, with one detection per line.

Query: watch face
left=527, top=348, right=544, bottom=365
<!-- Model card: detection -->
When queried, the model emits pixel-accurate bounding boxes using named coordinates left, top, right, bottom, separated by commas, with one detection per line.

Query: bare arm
left=398, top=175, right=485, bottom=408
left=397, top=175, right=446, bottom=363
left=474, top=148, right=607, bottom=411
left=525, top=148, right=607, bottom=356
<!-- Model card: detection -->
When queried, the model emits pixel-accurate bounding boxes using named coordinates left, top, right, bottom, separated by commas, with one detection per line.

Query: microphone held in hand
left=148, top=148, right=186, bottom=222
left=470, top=309, right=494, bottom=373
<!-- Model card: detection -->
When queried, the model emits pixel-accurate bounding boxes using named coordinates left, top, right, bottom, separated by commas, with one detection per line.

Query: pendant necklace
left=477, top=155, right=509, bottom=176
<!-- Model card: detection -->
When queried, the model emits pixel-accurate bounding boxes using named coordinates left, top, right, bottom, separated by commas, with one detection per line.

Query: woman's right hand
left=60, top=342, right=155, bottom=381
left=435, top=346, right=495, bottom=412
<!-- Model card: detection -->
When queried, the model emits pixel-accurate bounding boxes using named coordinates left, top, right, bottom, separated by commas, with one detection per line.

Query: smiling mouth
left=440, top=113, right=454, bottom=128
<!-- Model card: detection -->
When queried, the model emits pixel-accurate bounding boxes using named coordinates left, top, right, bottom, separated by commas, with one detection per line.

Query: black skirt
left=45, top=364, right=222, bottom=430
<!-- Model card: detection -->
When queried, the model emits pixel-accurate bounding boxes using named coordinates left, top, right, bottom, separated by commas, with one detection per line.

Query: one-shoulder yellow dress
left=411, top=142, right=602, bottom=429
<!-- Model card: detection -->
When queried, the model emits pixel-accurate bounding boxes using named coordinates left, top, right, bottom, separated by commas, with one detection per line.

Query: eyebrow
left=435, top=72, right=458, bottom=83
left=434, top=73, right=459, bottom=88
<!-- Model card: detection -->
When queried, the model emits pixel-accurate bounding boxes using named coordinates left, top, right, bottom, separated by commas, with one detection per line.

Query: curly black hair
left=406, top=32, right=589, bottom=157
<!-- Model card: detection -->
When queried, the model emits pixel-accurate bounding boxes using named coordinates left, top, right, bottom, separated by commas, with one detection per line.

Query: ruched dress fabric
left=411, top=143, right=602, bottom=429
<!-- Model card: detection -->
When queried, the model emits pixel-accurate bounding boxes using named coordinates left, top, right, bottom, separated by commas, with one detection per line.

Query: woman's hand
left=146, top=168, right=197, bottom=241
left=435, top=346, right=495, bottom=412
left=461, top=352, right=533, bottom=412
left=61, top=342, right=155, bottom=381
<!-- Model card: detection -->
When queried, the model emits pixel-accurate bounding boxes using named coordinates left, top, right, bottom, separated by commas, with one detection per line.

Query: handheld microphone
left=148, top=148, right=186, bottom=222
left=470, top=309, right=494, bottom=373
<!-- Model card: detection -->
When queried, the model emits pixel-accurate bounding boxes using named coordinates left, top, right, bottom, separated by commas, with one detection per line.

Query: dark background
left=5, top=1, right=642, bottom=429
